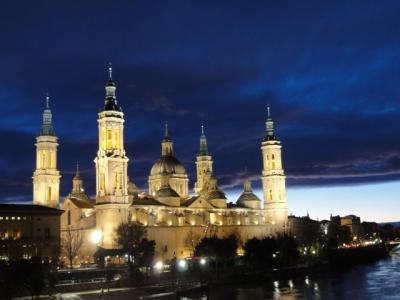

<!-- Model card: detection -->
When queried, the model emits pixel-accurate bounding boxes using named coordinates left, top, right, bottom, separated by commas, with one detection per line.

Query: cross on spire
left=165, top=121, right=169, bottom=137
left=45, top=93, right=50, bottom=109
left=108, top=62, right=112, bottom=80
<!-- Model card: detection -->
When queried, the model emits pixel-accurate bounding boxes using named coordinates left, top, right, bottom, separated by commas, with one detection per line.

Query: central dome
left=150, top=156, right=187, bottom=176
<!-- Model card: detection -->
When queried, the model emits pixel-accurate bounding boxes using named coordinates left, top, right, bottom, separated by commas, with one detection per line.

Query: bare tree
left=61, top=227, right=84, bottom=268
left=184, top=229, right=201, bottom=256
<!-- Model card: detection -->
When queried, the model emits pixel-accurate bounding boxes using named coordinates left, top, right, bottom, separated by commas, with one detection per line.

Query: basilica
left=32, top=66, right=288, bottom=263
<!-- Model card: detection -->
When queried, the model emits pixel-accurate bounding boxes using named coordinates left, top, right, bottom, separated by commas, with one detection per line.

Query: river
left=182, top=251, right=400, bottom=300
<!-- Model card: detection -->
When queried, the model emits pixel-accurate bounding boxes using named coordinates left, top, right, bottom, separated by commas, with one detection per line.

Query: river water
left=182, top=252, right=400, bottom=300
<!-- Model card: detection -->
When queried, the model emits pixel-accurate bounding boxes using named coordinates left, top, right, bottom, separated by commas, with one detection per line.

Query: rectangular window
left=44, top=228, right=50, bottom=239
left=107, top=129, right=113, bottom=150
left=114, top=128, right=120, bottom=149
left=47, top=187, right=52, bottom=201
left=12, top=230, right=20, bottom=240
left=100, top=173, right=105, bottom=191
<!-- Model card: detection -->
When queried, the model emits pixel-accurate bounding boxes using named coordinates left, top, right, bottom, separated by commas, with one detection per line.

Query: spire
left=108, top=62, right=113, bottom=80
left=103, top=63, right=120, bottom=111
left=161, top=123, right=173, bottom=156
left=164, top=121, right=169, bottom=138
left=198, top=124, right=209, bottom=156
left=40, top=94, right=55, bottom=136
left=264, top=104, right=277, bottom=141
left=74, top=162, right=80, bottom=179
left=45, top=93, right=50, bottom=109
left=72, top=162, right=83, bottom=194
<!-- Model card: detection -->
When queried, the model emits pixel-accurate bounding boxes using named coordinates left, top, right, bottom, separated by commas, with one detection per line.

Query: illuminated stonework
left=58, top=67, right=288, bottom=262
left=33, top=96, right=61, bottom=208
left=261, top=106, right=288, bottom=233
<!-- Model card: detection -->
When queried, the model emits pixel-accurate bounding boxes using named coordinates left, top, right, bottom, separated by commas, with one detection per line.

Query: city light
left=200, top=258, right=206, bottom=265
left=178, top=259, right=187, bottom=269
left=91, top=229, right=103, bottom=244
left=154, top=261, right=163, bottom=271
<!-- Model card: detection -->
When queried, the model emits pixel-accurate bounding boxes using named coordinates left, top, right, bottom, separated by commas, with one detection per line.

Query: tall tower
left=94, top=64, right=129, bottom=204
left=33, top=95, right=61, bottom=208
left=194, top=125, right=213, bottom=194
left=94, top=65, right=130, bottom=248
left=261, top=106, right=288, bottom=234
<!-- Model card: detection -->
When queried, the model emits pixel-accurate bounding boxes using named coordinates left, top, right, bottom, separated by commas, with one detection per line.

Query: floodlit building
left=37, top=66, right=289, bottom=262
left=0, top=204, right=62, bottom=261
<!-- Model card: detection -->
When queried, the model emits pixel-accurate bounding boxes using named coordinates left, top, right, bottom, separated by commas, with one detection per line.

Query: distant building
left=287, top=215, right=320, bottom=245
left=0, top=204, right=62, bottom=261
left=340, top=215, right=361, bottom=237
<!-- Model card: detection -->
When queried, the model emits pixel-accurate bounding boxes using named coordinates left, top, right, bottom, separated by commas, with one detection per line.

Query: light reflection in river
left=181, top=252, right=400, bottom=300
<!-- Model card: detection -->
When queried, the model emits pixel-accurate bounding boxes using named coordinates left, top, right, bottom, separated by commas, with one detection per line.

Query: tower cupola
left=103, top=63, right=120, bottom=111
left=40, top=95, right=55, bottom=136
left=264, top=105, right=277, bottom=141
left=161, top=122, right=174, bottom=156
left=198, top=125, right=209, bottom=156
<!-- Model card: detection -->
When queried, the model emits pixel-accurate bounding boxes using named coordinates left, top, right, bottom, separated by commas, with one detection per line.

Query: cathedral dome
left=236, top=179, right=261, bottom=209
left=150, top=156, right=187, bottom=176
left=237, top=192, right=261, bottom=203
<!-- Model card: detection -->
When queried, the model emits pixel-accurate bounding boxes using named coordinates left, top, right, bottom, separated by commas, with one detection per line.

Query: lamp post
left=91, top=229, right=108, bottom=293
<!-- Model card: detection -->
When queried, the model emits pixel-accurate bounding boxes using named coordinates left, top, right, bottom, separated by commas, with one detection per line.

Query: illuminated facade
left=261, top=106, right=288, bottom=233
left=57, top=66, right=289, bottom=261
left=33, top=96, right=61, bottom=208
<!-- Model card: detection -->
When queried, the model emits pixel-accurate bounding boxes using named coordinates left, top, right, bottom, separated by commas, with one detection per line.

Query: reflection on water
left=181, top=252, right=400, bottom=300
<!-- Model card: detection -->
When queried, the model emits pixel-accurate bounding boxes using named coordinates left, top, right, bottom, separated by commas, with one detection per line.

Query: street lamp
left=91, top=229, right=103, bottom=245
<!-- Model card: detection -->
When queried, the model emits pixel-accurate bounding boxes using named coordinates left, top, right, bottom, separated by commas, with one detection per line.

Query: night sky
left=1, top=1, right=399, bottom=222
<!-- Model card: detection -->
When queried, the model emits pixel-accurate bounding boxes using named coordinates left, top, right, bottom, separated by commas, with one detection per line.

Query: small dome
left=155, top=185, right=180, bottom=198
left=237, top=192, right=261, bottom=203
left=128, top=180, right=140, bottom=195
left=206, top=190, right=227, bottom=201
left=150, top=156, right=187, bottom=176
left=236, top=179, right=261, bottom=208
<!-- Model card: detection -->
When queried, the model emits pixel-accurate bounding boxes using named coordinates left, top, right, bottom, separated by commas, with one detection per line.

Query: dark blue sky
left=1, top=1, right=399, bottom=220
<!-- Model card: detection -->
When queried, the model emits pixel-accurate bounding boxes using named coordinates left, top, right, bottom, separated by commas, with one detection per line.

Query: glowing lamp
left=91, top=229, right=103, bottom=245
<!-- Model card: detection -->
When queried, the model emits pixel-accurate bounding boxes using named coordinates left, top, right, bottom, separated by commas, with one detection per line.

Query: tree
left=61, top=227, right=84, bottom=268
left=195, top=234, right=238, bottom=261
left=184, top=229, right=201, bottom=256
left=114, top=220, right=155, bottom=268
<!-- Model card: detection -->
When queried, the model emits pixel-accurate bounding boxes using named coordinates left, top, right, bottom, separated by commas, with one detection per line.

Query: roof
left=206, top=190, right=227, bottom=201
left=0, top=204, right=63, bottom=214
left=155, top=185, right=180, bottom=198
left=237, top=192, right=261, bottom=204
left=69, top=197, right=95, bottom=209
left=103, top=98, right=121, bottom=111
left=132, top=197, right=164, bottom=206
left=150, top=156, right=187, bottom=176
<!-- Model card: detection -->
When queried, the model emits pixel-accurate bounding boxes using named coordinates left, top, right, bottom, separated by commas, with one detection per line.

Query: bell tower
left=94, top=64, right=129, bottom=204
left=261, top=106, right=288, bottom=234
left=194, top=125, right=213, bottom=194
left=94, top=64, right=131, bottom=249
left=33, top=95, right=61, bottom=208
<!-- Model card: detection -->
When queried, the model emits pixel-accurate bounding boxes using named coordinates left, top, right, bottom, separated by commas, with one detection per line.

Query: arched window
left=67, top=210, right=71, bottom=225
